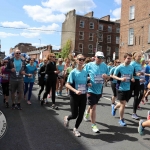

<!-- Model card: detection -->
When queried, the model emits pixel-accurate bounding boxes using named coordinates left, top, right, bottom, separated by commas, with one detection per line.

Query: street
left=0, top=84, right=150, bottom=150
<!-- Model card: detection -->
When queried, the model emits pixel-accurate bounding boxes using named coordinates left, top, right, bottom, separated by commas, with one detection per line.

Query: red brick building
left=120, top=0, right=150, bottom=61
left=61, top=9, right=120, bottom=62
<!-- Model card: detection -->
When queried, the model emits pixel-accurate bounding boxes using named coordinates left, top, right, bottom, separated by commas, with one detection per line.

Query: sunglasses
left=16, top=53, right=21, bottom=54
left=117, top=62, right=121, bottom=63
left=4, top=62, right=8, bottom=63
left=50, top=56, right=55, bottom=58
left=78, top=58, right=85, bottom=61
left=97, top=56, right=104, bottom=59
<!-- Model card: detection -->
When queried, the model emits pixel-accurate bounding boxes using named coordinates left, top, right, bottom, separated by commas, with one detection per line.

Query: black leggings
left=130, top=79, right=140, bottom=113
left=68, top=94, right=87, bottom=129
left=42, top=79, right=56, bottom=104
left=1, top=82, right=9, bottom=96
left=111, top=82, right=117, bottom=97
left=38, top=82, right=45, bottom=96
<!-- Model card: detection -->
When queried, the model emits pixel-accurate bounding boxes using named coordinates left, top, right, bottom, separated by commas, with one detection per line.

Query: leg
left=24, top=82, right=29, bottom=97
left=119, top=101, right=126, bottom=120
left=28, top=82, right=34, bottom=101
left=51, top=80, right=56, bottom=105
left=17, top=81, right=24, bottom=103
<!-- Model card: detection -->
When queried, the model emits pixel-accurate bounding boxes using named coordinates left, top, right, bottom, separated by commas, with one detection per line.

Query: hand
left=87, top=83, right=92, bottom=87
left=11, top=68, right=16, bottom=72
left=121, top=77, right=126, bottom=82
left=28, top=74, right=32, bottom=77
left=75, top=90, right=82, bottom=95
left=131, top=78, right=135, bottom=82
left=137, top=72, right=141, bottom=76
left=54, top=71, right=59, bottom=74
left=102, top=74, right=107, bottom=79
left=21, top=71, right=25, bottom=75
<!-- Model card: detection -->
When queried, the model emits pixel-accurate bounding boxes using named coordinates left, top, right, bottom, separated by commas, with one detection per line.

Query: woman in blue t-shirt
left=24, top=58, right=37, bottom=105
left=64, top=54, right=91, bottom=137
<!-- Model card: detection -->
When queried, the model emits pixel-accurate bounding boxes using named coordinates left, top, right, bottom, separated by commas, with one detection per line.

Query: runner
left=84, top=51, right=109, bottom=133
left=24, top=58, right=37, bottom=105
left=112, top=53, right=134, bottom=126
left=64, top=54, right=91, bottom=137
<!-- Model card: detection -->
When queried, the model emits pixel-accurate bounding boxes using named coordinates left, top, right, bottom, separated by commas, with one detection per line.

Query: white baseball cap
left=95, top=51, right=104, bottom=58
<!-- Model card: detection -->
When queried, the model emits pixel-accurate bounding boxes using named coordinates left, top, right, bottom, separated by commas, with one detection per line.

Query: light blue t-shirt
left=110, top=66, right=117, bottom=83
left=67, top=68, right=88, bottom=94
left=108, top=65, right=113, bottom=73
left=84, top=62, right=109, bottom=94
left=114, top=64, right=134, bottom=91
left=14, top=58, right=22, bottom=72
left=57, top=65, right=64, bottom=76
left=130, top=61, right=142, bottom=80
left=24, top=64, right=37, bottom=82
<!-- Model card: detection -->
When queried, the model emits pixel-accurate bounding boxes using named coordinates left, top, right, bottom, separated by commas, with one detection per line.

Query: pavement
left=0, top=83, right=150, bottom=150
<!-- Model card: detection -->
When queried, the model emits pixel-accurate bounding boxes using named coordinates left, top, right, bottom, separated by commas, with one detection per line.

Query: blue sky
left=0, top=0, right=121, bottom=55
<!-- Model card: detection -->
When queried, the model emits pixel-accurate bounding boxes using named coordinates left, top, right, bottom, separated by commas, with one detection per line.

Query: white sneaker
left=132, top=114, right=139, bottom=120
left=64, top=116, right=69, bottom=127
left=73, top=128, right=81, bottom=137
left=92, top=124, right=99, bottom=133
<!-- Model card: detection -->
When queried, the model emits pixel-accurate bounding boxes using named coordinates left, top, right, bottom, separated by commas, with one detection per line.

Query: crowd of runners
left=0, top=49, right=150, bottom=137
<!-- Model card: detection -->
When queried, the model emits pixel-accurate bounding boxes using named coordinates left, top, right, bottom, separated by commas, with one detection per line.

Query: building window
left=79, top=21, right=84, bottom=28
left=99, top=24, right=103, bottom=30
left=97, top=45, right=102, bottom=51
left=79, top=31, right=84, bottom=40
left=108, top=26, right=112, bottom=32
left=148, top=25, right=150, bottom=43
left=89, top=22, right=94, bottom=29
left=116, top=37, right=120, bottom=44
left=116, top=27, right=120, bottom=33
left=78, top=43, right=83, bottom=53
left=129, top=5, right=135, bottom=20
left=128, top=28, right=134, bottom=45
left=98, top=33, right=103, bottom=42
left=89, top=33, right=94, bottom=41
left=107, top=35, right=111, bottom=43
left=115, top=47, right=119, bottom=57
left=88, top=44, right=93, bottom=54
left=107, top=46, right=111, bottom=56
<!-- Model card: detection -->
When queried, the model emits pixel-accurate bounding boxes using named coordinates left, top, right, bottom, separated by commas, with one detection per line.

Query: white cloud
left=42, top=0, right=96, bottom=13
left=52, top=45, right=60, bottom=50
left=0, top=21, right=29, bottom=28
left=114, top=0, right=121, bottom=5
left=0, top=32, right=19, bottom=38
left=23, top=5, right=65, bottom=23
left=20, top=32, right=40, bottom=38
left=110, top=7, right=121, bottom=21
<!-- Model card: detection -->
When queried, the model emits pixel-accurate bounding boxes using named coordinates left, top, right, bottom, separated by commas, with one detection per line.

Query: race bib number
left=58, top=72, right=63, bottom=76
left=16, top=71, right=19, bottom=76
left=28, top=75, right=33, bottom=79
left=94, top=75, right=103, bottom=84
left=122, top=74, right=130, bottom=82
left=78, top=84, right=86, bottom=94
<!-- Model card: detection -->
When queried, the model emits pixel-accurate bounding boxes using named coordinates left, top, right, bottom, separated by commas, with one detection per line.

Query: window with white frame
left=107, top=46, right=111, bottom=56
left=108, top=26, right=112, bottom=32
left=97, top=45, right=102, bottom=51
left=88, top=44, right=93, bottom=54
left=80, top=21, right=84, bottom=28
left=129, top=5, right=135, bottom=20
left=89, top=33, right=94, bottom=41
left=78, top=43, right=83, bottom=53
left=89, top=22, right=94, bottom=29
left=99, top=24, right=103, bottom=30
left=98, top=33, right=103, bottom=42
left=116, top=27, right=120, bottom=33
left=115, top=47, right=119, bottom=56
left=148, top=25, right=150, bottom=43
left=116, top=37, right=120, bottom=44
left=128, top=28, right=134, bottom=45
left=107, top=35, right=111, bottom=43
left=79, top=31, right=84, bottom=40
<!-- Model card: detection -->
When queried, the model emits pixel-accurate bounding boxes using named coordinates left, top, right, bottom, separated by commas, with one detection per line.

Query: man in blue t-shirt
left=84, top=51, right=109, bottom=133
left=113, top=53, right=134, bottom=126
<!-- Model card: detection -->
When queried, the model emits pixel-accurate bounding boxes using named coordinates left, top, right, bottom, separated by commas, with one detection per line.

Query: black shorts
left=111, top=82, right=117, bottom=97
left=87, top=92, right=101, bottom=106
left=117, top=90, right=130, bottom=102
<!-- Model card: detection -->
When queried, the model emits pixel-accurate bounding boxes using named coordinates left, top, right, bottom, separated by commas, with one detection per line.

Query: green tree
left=61, top=40, right=71, bottom=59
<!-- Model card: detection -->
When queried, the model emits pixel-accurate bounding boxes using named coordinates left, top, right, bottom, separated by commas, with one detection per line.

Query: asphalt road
left=0, top=83, right=150, bottom=150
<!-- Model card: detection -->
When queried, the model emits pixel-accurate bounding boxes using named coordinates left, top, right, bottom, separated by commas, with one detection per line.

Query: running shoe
left=16, top=103, right=22, bottom=110
left=141, top=99, right=145, bottom=105
left=132, top=114, right=139, bottom=120
left=111, top=104, right=116, bottom=116
left=92, top=124, right=99, bottom=133
left=5, top=102, right=9, bottom=108
left=138, top=120, right=145, bottom=136
left=84, top=111, right=89, bottom=122
left=51, top=105, right=58, bottom=110
left=12, top=103, right=16, bottom=110
left=64, top=116, right=69, bottom=127
left=118, top=119, right=126, bottom=126
left=147, top=111, right=150, bottom=120
left=73, top=128, right=81, bottom=137
left=27, top=101, right=31, bottom=105
left=59, top=91, right=62, bottom=96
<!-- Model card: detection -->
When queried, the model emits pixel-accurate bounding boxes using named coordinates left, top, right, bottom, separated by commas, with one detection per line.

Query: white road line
left=102, top=96, right=128, bottom=107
